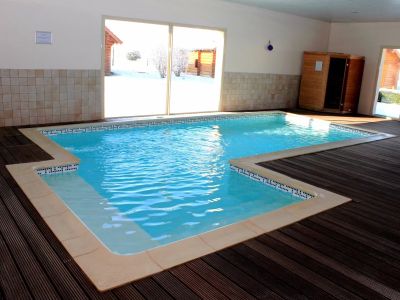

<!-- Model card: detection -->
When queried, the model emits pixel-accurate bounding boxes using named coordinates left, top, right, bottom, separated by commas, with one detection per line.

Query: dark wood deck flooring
left=0, top=115, right=399, bottom=299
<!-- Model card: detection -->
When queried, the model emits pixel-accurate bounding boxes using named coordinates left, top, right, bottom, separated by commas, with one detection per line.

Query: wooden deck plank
left=329, top=208, right=400, bottom=243
left=256, top=234, right=387, bottom=300
left=0, top=194, right=60, bottom=299
left=152, top=271, right=201, bottom=300
left=202, top=254, right=283, bottom=299
left=218, top=247, right=310, bottom=299
left=185, top=259, right=255, bottom=300
left=242, top=239, right=362, bottom=300
left=132, top=278, right=174, bottom=300
left=317, top=212, right=400, bottom=252
left=301, top=219, right=400, bottom=270
left=111, top=285, right=144, bottom=300
left=169, top=264, right=230, bottom=300
left=0, top=233, right=33, bottom=300
left=0, top=114, right=399, bottom=299
left=0, top=173, right=90, bottom=300
left=0, top=147, right=15, bottom=165
left=269, top=231, right=400, bottom=300
left=113, top=284, right=146, bottom=300
left=281, top=224, right=400, bottom=289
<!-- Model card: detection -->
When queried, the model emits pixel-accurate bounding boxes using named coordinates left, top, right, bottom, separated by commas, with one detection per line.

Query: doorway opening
left=324, top=57, right=348, bottom=110
left=373, top=48, right=400, bottom=119
left=103, top=19, right=225, bottom=118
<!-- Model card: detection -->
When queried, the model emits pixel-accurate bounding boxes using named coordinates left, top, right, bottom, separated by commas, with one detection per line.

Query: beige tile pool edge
left=6, top=111, right=395, bottom=291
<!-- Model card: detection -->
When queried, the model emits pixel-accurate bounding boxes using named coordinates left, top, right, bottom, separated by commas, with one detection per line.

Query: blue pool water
left=41, top=114, right=369, bottom=254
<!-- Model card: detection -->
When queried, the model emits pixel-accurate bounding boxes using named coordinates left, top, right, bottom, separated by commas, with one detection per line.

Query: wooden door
left=342, top=58, right=365, bottom=113
left=299, top=53, right=330, bottom=111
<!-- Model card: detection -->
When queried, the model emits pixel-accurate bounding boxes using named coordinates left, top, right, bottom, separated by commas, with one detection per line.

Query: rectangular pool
left=40, top=113, right=370, bottom=255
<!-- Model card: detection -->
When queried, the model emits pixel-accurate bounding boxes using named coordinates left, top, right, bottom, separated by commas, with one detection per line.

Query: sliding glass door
left=374, top=48, right=400, bottom=119
left=104, top=20, right=169, bottom=118
left=104, top=19, right=225, bottom=118
left=169, top=27, right=225, bottom=114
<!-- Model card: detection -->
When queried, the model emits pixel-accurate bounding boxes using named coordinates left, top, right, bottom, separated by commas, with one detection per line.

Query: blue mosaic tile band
left=329, top=123, right=371, bottom=136
left=40, top=113, right=284, bottom=136
left=230, top=165, right=313, bottom=200
left=36, top=164, right=79, bottom=175
left=40, top=112, right=374, bottom=137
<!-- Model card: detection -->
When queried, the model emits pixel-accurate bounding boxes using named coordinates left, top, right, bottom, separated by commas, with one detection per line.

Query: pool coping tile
left=74, top=248, right=163, bottom=291
left=62, top=233, right=102, bottom=258
left=6, top=110, right=396, bottom=291
left=199, top=222, right=261, bottom=251
left=147, top=236, right=215, bottom=270
left=29, top=193, right=69, bottom=218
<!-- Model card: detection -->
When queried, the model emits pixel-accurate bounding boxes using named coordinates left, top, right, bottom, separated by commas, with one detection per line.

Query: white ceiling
left=222, top=0, right=400, bottom=22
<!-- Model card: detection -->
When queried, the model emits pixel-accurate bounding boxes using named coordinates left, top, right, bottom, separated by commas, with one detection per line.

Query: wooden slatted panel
left=133, top=278, right=174, bottom=299
left=269, top=231, right=400, bottom=300
left=0, top=173, right=89, bottom=299
left=202, top=254, right=283, bottom=299
left=221, top=246, right=331, bottom=299
left=242, top=240, right=361, bottom=300
left=0, top=232, right=33, bottom=300
left=169, top=264, right=229, bottom=300
left=185, top=259, right=255, bottom=300
left=0, top=191, right=61, bottom=299
left=256, top=234, right=387, bottom=300
left=281, top=225, right=400, bottom=289
left=111, top=285, right=144, bottom=300
left=152, top=271, right=201, bottom=300
left=301, top=219, right=400, bottom=270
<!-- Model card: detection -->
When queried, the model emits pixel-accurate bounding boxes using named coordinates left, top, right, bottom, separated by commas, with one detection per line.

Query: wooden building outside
left=104, top=27, right=123, bottom=76
left=380, top=49, right=400, bottom=90
left=186, top=49, right=217, bottom=78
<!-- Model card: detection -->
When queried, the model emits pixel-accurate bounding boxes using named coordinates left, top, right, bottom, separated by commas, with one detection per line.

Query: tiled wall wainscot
left=1, top=69, right=301, bottom=126
left=0, top=69, right=102, bottom=126
left=221, top=72, right=301, bottom=111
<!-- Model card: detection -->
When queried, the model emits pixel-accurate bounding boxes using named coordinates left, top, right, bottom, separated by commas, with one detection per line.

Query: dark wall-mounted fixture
left=265, top=40, right=273, bottom=52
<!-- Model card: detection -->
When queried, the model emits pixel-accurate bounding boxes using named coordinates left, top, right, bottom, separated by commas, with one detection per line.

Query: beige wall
left=3, top=1, right=400, bottom=119
left=0, top=0, right=333, bottom=126
left=0, top=0, right=330, bottom=74
left=328, top=22, right=400, bottom=115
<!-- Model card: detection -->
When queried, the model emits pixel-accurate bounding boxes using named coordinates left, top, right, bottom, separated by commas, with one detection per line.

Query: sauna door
left=324, top=58, right=348, bottom=110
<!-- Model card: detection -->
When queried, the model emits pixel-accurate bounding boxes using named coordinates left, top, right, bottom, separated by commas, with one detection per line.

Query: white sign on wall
left=35, top=31, right=52, bottom=45
left=315, top=60, right=323, bottom=72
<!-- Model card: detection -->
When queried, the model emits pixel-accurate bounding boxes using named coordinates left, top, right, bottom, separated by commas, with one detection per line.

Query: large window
left=104, top=19, right=225, bottom=118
